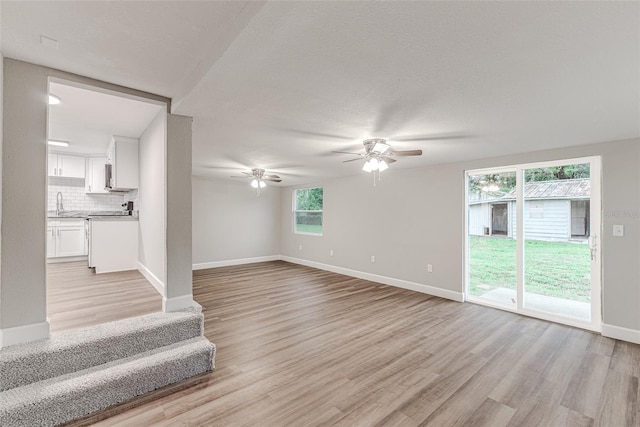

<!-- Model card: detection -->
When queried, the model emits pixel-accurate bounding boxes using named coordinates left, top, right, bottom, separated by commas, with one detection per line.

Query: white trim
left=467, top=296, right=600, bottom=332
left=0, top=320, right=50, bottom=349
left=465, top=156, right=602, bottom=332
left=293, top=231, right=323, bottom=237
left=282, top=256, right=464, bottom=302
left=137, top=261, right=165, bottom=296
left=602, top=323, right=640, bottom=344
left=47, top=255, right=87, bottom=264
left=192, top=255, right=281, bottom=270
left=163, top=294, right=196, bottom=312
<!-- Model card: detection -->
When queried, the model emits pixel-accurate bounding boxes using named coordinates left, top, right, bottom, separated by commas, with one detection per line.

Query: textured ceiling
left=2, top=1, right=639, bottom=185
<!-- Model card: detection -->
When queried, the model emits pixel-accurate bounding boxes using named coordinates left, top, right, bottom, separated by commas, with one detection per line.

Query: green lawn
left=295, top=224, right=322, bottom=234
left=469, top=236, right=591, bottom=302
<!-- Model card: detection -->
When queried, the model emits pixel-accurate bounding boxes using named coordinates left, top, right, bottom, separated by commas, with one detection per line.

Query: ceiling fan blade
left=343, top=158, right=364, bottom=163
left=380, top=157, right=397, bottom=164
left=390, top=149, right=423, bottom=156
left=263, top=178, right=282, bottom=182
left=230, top=176, right=249, bottom=178
left=332, top=151, right=363, bottom=156
left=263, top=174, right=281, bottom=179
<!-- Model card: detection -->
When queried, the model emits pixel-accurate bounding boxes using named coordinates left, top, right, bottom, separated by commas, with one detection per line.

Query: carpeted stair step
left=0, top=336, right=215, bottom=427
left=0, top=311, right=204, bottom=392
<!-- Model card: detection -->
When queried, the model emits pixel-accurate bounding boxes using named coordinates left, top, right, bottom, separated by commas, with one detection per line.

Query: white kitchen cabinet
left=47, top=226, right=56, bottom=258
left=47, top=219, right=88, bottom=259
left=48, top=153, right=86, bottom=179
left=85, top=156, right=108, bottom=193
left=106, top=136, right=138, bottom=191
left=89, top=218, right=138, bottom=273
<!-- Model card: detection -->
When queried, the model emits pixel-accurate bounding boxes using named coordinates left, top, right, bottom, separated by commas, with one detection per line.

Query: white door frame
left=464, top=156, right=602, bottom=332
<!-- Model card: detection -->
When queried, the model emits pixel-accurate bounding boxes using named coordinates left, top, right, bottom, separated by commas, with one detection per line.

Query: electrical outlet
left=330, top=250, right=334, bottom=256
left=299, top=244, right=303, bottom=251
left=613, top=225, right=624, bottom=237
left=371, top=255, right=375, bottom=263
left=427, top=264, right=433, bottom=273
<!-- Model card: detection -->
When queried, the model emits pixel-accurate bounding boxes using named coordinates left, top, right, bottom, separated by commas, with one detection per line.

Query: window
left=294, top=187, right=323, bottom=235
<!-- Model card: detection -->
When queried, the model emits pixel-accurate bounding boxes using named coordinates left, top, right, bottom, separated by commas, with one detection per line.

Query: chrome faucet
left=56, top=192, right=64, bottom=215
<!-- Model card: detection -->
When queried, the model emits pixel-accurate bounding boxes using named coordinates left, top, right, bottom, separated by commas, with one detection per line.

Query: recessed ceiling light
left=48, top=140, right=69, bottom=147
left=48, top=94, right=61, bottom=105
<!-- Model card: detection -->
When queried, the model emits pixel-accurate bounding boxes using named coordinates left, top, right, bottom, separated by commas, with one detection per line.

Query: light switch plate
left=613, top=225, right=624, bottom=237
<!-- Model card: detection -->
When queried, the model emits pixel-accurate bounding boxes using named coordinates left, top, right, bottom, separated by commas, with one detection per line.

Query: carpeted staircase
left=0, top=310, right=216, bottom=427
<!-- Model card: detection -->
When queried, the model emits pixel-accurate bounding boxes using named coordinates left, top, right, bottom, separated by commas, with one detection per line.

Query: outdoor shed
left=468, top=179, right=590, bottom=242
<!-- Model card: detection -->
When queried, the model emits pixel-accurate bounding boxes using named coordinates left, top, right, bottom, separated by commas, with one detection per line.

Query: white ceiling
left=48, top=82, right=163, bottom=155
left=2, top=1, right=639, bottom=185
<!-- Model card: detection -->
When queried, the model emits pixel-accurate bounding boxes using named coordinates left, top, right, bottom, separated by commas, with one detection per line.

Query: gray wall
left=0, top=45, right=4, bottom=308
left=138, top=110, right=167, bottom=288
left=165, top=114, right=193, bottom=300
left=280, top=139, right=640, bottom=332
left=1, top=60, right=49, bottom=329
left=0, top=59, right=169, bottom=336
left=192, top=176, right=281, bottom=265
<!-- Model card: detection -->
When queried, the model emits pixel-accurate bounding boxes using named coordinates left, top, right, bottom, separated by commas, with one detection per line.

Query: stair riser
left=0, top=341, right=215, bottom=427
left=0, top=313, right=203, bottom=392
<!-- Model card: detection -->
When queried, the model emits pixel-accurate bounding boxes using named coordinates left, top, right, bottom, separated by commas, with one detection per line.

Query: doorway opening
left=465, top=157, right=601, bottom=331
left=46, top=78, right=165, bottom=333
left=491, top=203, right=509, bottom=236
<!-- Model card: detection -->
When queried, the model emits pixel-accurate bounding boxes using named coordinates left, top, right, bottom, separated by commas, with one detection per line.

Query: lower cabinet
left=47, top=219, right=88, bottom=259
left=88, top=219, right=138, bottom=273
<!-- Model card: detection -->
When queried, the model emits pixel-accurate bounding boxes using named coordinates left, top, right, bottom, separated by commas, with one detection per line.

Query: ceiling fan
left=231, top=168, right=282, bottom=195
left=332, top=138, right=422, bottom=173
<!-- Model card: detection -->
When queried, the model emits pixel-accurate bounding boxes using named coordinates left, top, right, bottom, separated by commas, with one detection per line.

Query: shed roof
left=503, top=178, right=590, bottom=200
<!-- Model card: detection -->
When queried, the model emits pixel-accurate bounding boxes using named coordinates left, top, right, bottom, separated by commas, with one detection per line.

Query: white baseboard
left=192, top=255, right=281, bottom=270
left=47, top=256, right=88, bottom=264
left=163, top=294, right=196, bottom=312
left=138, top=262, right=165, bottom=296
left=602, top=323, right=640, bottom=344
left=0, top=320, right=50, bottom=349
left=281, top=256, right=464, bottom=303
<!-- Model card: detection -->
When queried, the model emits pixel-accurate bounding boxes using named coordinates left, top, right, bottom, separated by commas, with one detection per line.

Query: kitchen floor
left=47, top=261, right=162, bottom=333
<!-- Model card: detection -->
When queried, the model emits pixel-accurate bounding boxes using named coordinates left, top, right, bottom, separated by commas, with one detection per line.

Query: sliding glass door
left=465, top=157, right=601, bottom=330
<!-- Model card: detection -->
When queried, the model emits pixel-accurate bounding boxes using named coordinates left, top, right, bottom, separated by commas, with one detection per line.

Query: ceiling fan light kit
left=332, top=138, right=422, bottom=185
left=231, top=168, right=282, bottom=195
left=250, top=179, right=266, bottom=189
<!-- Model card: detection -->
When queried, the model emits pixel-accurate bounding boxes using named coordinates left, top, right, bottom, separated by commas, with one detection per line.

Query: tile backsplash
left=48, top=176, right=127, bottom=212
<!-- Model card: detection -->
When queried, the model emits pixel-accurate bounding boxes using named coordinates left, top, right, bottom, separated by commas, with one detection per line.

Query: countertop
left=47, top=210, right=138, bottom=220
left=89, top=215, right=138, bottom=221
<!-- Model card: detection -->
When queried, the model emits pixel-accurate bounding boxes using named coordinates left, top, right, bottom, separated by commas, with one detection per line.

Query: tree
left=469, top=164, right=590, bottom=195
left=525, top=164, right=589, bottom=182
left=296, top=187, right=323, bottom=210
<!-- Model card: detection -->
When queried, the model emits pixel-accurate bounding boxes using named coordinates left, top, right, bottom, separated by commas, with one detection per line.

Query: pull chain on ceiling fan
left=230, top=168, right=282, bottom=196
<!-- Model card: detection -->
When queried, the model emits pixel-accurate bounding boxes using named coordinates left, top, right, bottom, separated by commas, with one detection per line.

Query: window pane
left=467, top=171, right=517, bottom=307
left=296, top=188, right=323, bottom=210
left=295, top=212, right=323, bottom=234
left=523, top=164, right=591, bottom=321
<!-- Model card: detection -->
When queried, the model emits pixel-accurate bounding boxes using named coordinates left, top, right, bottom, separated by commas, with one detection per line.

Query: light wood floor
left=59, top=261, right=638, bottom=426
left=47, top=261, right=162, bottom=333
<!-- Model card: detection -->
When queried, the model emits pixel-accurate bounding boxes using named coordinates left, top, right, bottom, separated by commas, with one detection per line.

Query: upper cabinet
left=106, top=136, right=139, bottom=191
left=48, top=153, right=85, bottom=179
left=86, top=156, right=108, bottom=194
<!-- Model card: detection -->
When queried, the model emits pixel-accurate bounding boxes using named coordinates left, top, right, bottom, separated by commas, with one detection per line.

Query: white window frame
left=293, top=187, right=324, bottom=236
left=464, top=156, right=601, bottom=332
